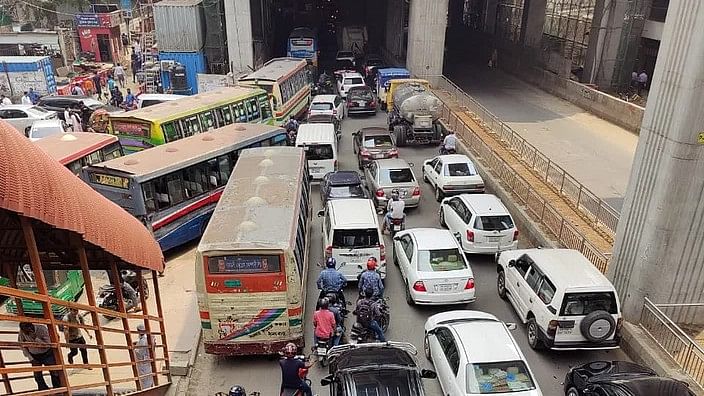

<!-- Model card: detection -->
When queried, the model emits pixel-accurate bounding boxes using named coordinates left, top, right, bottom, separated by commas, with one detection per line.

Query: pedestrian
left=1, top=94, right=11, bottom=105
left=84, top=77, right=95, bottom=97
left=134, top=324, right=155, bottom=389
left=71, top=84, right=85, bottom=96
left=123, top=88, right=136, bottom=110
left=133, top=40, right=141, bottom=56
left=28, top=87, right=40, bottom=104
left=630, top=70, right=638, bottom=89
left=491, top=48, right=498, bottom=70
left=131, top=55, right=142, bottom=84
left=64, top=107, right=74, bottom=131
left=79, top=103, right=91, bottom=130
left=637, top=70, right=648, bottom=95
left=71, top=107, right=83, bottom=132
left=18, top=322, right=61, bottom=390
left=114, top=63, right=126, bottom=88
left=62, top=308, right=93, bottom=367
left=107, top=75, right=116, bottom=93
left=92, top=73, right=103, bottom=100
left=21, top=91, right=32, bottom=104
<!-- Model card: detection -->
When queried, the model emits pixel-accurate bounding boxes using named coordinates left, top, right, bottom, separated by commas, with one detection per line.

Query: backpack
left=356, top=299, right=374, bottom=325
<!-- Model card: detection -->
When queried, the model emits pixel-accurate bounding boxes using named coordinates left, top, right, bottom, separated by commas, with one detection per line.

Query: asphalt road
left=187, top=111, right=627, bottom=396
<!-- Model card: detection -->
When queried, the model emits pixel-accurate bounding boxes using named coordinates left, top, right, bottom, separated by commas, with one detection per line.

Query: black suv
left=321, top=343, right=436, bottom=396
left=319, top=171, right=368, bottom=205
left=37, top=95, right=116, bottom=121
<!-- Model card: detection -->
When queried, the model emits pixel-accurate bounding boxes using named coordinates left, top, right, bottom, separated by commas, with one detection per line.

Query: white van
left=296, top=123, right=337, bottom=180
left=136, top=93, right=187, bottom=109
left=318, top=198, right=386, bottom=281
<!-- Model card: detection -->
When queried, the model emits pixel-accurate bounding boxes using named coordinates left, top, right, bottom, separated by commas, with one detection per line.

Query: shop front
left=75, top=11, right=124, bottom=63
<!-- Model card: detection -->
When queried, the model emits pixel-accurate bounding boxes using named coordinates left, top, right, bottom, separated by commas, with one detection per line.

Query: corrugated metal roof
left=0, top=122, right=164, bottom=271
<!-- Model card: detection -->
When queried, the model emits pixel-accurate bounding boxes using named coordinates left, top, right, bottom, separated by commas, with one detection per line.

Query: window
left=400, top=235, right=414, bottom=260
left=207, top=255, right=281, bottom=274
left=417, top=248, right=468, bottom=272
left=496, top=0, right=524, bottom=43
left=379, top=168, right=415, bottom=184
left=143, top=181, right=158, bottom=213
left=247, top=98, right=261, bottom=121
left=525, top=267, right=542, bottom=291
left=311, top=102, right=334, bottom=111
left=475, top=215, right=514, bottom=231
left=302, top=144, right=334, bottom=160
left=236, top=102, right=247, bottom=122
left=102, top=142, right=123, bottom=161
left=221, top=105, right=233, bottom=124
left=466, top=360, right=537, bottom=394
left=328, top=185, right=365, bottom=199
left=445, top=162, right=477, bottom=176
left=537, top=277, right=556, bottom=304
left=259, top=96, right=272, bottom=120
left=332, top=228, right=379, bottom=248
left=434, top=161, right=443, bottom=174
left=182, top=162, right=210, bottom=198
left=200, top=110, right=216, bottom=130
left=182, top=115, right=201, bottom=137
left=514, top=254, right=532, bottom=277
left=559, top=292, right=619, bottom=316
left=166, top=173, right=186, bottom=205
left=343, top=77, right=364, bottom=85
left=86, top=150, right=102, bottom=165
left=543, top=0, right=596, bottom=69
left=363, top=135, right=394, bottom=148
left=438, top=330, right=460, bottom=375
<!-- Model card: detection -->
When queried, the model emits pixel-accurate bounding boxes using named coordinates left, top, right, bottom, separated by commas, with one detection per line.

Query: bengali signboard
left=75, top=13, right=100, bottom=27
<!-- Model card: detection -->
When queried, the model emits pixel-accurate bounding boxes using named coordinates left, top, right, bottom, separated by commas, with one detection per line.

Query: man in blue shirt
left=28, top=88, right=40, bottom=104
left=317, top=257, right=347, bottom=306
left=358, top=257, right=384, bottom=299
left=123, top=88, right=136, bottom=110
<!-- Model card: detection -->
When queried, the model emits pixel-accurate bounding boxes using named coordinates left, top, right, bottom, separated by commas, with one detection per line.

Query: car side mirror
left=321, top=374, right=334, bottom=386
left=408, top=162, right=414, bottom=168
left=420, top=369, right=437, bottom=379
left=453, top=232, right=461, bottom=240
left=317, top=210, right=325, bottom=218
left=505, top=322, right=517, bottom=331
left=392, top=235, right=401, bottom=241
left=508, top=259, right=516, bottom=268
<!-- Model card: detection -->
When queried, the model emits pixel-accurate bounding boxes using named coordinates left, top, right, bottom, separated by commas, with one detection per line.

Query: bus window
left=163, top=122, right=182, bottom=142
left=222, top=105, right=233, bottom=125
left=217, top=154, right=233, bottom=184
left=200, top=110, right=216, bottom=131
left=102, top=142, right=123, bottom=161
left=182, top=162, right=210, bottom=198
left=231, top=104, right=241, bottom=122
left=166, top=173, right=186, bottom=205
left=86, top=150, right=102, bottom=165
left=66, top=160, right=82, bottom=175
left=214, top=107, right=225, bottom=128
left=259, top=96, right=272, bottom=120
left=236, top=102, right=247, bottom=122
left=142, top=182, right=158, bottom=213
left=272, top=133, right=288, bottom=146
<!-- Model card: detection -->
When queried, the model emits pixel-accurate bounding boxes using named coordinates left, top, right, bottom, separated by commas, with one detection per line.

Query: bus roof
left=109, top=87, right=265, bottom=123
left=198, top=146, right=306, bottom=253
left=238, top=57, right=307, bottom=83
left=377, top=68, right=410, bottom=77
left=289, top=27, right=316, bottom=38
left=34, top=132, right=118, bottom=165
left=86, top=123, right=284, bottom=181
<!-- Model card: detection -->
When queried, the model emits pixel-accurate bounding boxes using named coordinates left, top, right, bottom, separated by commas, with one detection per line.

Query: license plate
left=557, top=327, right=573, bottom=335
left=316, top=347, right=327, bottom=354
left=311, top=167, right=322, bottom=173
left=486, top=235, right=503, bottom=241
left=436, top=284, right=454, bottom=292
left=393, top=225, right=401, bottom=231
left=357, top=101, right=366, bottom=106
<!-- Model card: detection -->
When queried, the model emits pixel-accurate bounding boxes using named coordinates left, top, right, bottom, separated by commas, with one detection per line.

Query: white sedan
left=424, top=310, right=543, bottom=396
left=422, top=154, right=485, bottom=201
left=392, top=228, right=475, bottom=305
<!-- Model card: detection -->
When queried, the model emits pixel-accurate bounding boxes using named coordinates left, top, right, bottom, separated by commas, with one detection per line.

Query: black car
left=346, top=86, right=377, bottom=116
left=564, top=361, right=695, bottom=396
left=37, top=95, right=119, bottom=121
left=321, top=343, right=436, bottom=396
left=320, top=171, right=367, bottom=205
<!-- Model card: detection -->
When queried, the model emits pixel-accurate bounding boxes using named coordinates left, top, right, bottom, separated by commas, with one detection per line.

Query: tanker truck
left=387, top=81, right=444, bottom=146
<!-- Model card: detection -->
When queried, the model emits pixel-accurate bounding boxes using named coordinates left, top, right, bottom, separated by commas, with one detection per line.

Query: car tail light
left=466, top=230, right=474, bottom=242
left=513, top=229, right=519, bottom=241
left=333, top=109, right=338, bottom=115
left=370, top=101, right=376, bottom=108
left=380, top=244, right=385, bottom=261
left=616, top=318, right=623, bottom=333
left=325, top=245, right=333, bottom=258
left=547, top=320, right=559, bottom=337
left=464, top=278, right=475, bottom=290
left=375, top=188, right=385, bottom=198
left=412, top=187, right=421, bottom=196
left=388, top=149, right=398, bottom=158
left=360, top=149, right=371, bottom=157
left=413, top=281, right=427, bottom=292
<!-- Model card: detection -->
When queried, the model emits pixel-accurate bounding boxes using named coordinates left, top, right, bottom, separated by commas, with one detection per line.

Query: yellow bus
left=195, top=146, right=312, bottom=355
left=238, top=57, right=311, bottom=125
left=108, top=87, right=273, bottom=153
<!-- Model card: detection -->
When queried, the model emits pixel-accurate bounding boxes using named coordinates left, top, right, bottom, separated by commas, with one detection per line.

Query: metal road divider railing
left=424, top=75, right=620, bottom=239
left=640, top=298, right=704, bottom=388
left=417, top=75, right=610, bottom=272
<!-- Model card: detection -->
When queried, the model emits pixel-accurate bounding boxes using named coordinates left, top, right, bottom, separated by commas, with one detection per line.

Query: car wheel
left=527, top=318, right=544, bottom=350
left=424, top=334, right=432, bottom=362
left=435, top=187, right=444, bottom=202
left=497, top=270, right=507, bottom=300
left=565, top=387, right=580, bottom=396
left=439, top=208, right=447, bottom=227
left=405, top=282, right=415, bottom=306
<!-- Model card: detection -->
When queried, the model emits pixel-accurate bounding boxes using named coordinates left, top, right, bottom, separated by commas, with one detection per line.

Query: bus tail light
left=413, top=281, right=427, bottom=292
left=325, top=245, right=333, bottom=258
left=380, top=244, right=385, bottom=261
left=199, top=311, right=210, bottom=320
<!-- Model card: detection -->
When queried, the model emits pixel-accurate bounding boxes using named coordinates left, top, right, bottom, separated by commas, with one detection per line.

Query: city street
left=184, top=111, right=627, bottom=395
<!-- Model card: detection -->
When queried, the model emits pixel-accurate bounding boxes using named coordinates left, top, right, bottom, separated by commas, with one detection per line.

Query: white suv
left=337, top=72, right=366, bottom=99
left=496, top=248, right=622, bottom=350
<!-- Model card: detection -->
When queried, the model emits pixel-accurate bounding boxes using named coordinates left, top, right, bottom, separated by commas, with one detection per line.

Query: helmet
left=325, top=292, right=337, bottom=305
left=391, top=189, right=400, bottom=200
left=319, top=297, right=329, bottom=310
left=366, top=257, right=378, bottom=270
left=325, top=257, right=337, bottom=269
left=283, top=342, right=297, bottom=357
left=228, top=386, right=246, bottom=396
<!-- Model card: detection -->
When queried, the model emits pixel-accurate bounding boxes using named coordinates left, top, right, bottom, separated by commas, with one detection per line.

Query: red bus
left=34, top=132, right=124, bottom=175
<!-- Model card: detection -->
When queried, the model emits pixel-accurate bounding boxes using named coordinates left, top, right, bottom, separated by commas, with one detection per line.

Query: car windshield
left=363, top=135, right=394, bottom=148
left=474, top=215, right=514, bottom=231
left=380, top=168, right=415, bottom=184
left=311, top=102, right=334, bottom=111
left=444, top=162, right=477, bottom=176
left=344, top=78, right=364, bottom=85
left=302, top=144, right=334, bottom=160
left=417, top=248, right=467, bottom=272
left=31, top=126, right=62, bottom=139
left=29, top=106, right=50, bottom=114
left=466, top=361, right=537, bottom=394
left=349, top=90, right=373, bottom=100
left=140, top=100, right=164, bottom=108
left=328, top=185, right=366, bottom=199
left=559, top=292, right=619, bottom=316
left=332, top=228, right=379, bottom=248
left=350, top=368, right=422, bottom=396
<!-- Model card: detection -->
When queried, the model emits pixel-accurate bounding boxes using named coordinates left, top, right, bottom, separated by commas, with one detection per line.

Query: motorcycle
left=96, top=269, right=149, bottom=319
left=388, top=216, right=405, bottom=237
left=349, top=297, right=390, bottom=344
left=313, top=337, right=331, bottom=366
left=439, top=145, right=456, bottom=155
left=216, top=391, right=260, bottom=396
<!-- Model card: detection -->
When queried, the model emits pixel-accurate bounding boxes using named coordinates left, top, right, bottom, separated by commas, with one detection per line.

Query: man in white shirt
left=637, top=71, right=648, bottom=95
left=1, top=94, right=11, bottom=105
left=21, top=91, right=32, bottom=105
left=383, top=189, right=405, bottom=234
left=442, top=130, right=457, bottom=154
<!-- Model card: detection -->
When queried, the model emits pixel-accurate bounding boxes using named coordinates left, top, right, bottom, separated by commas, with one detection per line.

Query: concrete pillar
left=521, top=0, right=546, bottom=48
left=224, top=0, right=254, bottom=73
left=484, top=0, right=499, bottom=35
left=384, top=0, right=405, bottom=63
left=607, top=0, right=704, bottom=323
left=406, top=0, right=449, bottom=77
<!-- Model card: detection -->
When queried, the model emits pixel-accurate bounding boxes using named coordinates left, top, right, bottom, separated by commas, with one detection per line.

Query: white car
left=335, top=50, right=356, bottom=66
left=0, top=104, right=57, bottom=134
left=439, top=194, right=519, bottom=254
left=422, top=154, right=485, bottom=201
left=424, top=310, right=543, bottom=396
left=27, top=119, right=67, bottom=141
left=337, top=72, right=366, bottom=99
left=308, top=94, right=345, bottom=121
left=392, top=228, right=475, bottom=305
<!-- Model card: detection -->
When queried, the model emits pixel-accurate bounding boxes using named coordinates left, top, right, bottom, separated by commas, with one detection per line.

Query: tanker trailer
left=387, top=82, right=444, bottom=146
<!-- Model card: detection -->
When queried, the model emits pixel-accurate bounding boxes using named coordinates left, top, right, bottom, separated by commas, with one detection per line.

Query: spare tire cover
left=579, top=310, right=616, bottom=342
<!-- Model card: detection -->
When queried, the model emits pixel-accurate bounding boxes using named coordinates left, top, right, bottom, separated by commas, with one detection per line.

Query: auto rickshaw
left=88, top=108, right=110, bottom=134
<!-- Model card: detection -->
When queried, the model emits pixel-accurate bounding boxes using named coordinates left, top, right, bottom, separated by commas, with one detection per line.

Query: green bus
left=3, top=267, right=85, bottom=316
left=108, top=87, right=273, bottom=153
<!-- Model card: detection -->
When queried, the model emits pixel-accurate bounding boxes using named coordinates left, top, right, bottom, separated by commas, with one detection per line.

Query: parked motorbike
left=349, top=297, right=390, bottom=344
left=439, top=145, right=457, bottom=155
left=96, top=269, right=149, bottom=319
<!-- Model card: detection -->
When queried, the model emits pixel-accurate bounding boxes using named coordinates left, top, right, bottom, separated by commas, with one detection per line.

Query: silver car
left=364, top=158, right=421, bottom=210
left=0, top=105, right=57, bottom=134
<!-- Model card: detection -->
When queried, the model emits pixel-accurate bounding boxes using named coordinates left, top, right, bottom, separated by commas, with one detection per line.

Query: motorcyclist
left=354, top=287, right=386, bottom=342
left=279, top=343, right=313, bottom=396
left=313, top=298, right=337, bottom=348
left=284, top=115, right=299, bottom=132
left=316, top=257, right=347, bottom=305
left=325, top=293, right=344, bottom=346
left=382, top=189, right=405, bottom=234
left=318, top=70, right=329, bottom=85
left=358, top=257, right=384, bottom=300
left=441, top=129, right=457, bottom=154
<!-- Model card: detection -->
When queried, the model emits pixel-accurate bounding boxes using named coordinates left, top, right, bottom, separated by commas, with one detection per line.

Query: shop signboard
left=75, top=13, right=100, bottom=27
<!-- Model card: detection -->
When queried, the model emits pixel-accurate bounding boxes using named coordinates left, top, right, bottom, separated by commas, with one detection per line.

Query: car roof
left=138, top=93, right=186, bottom=101
left=360, top=126, right=390, bottom=136
left=343, top=72, right=363, bottom=78
left=511, top=248, right=616, bottom=290
left=458, top=194, right=510, bottom=216
left=326, top=171, right=362, bottom=186
left=328, top=199, right=377, bottom=226
left=375, top=158, right=410, bottom=169
left=437, top=154, right=472, bottom=164
left=31, top=119, right=62, bottom=127
left=330, top=342, right=418, bottom=371
left=40, top=95, right=90, bottom=101
left=591, top=375, right=692, bottom=395
left=407, top=228, right=459, bottom=250
left=433, top=311, right=524, bottom=363
left=348, top=86, right=371, bottom=93
left=312, top=95, right=337, bottom=103
left=296, top=124, right=336, bottom=143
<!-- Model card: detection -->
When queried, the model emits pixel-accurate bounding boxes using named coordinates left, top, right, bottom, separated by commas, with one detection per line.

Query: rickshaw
left=308, top=113, right=341, bottom=141
left=88, top=108, right=111, bottom=134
